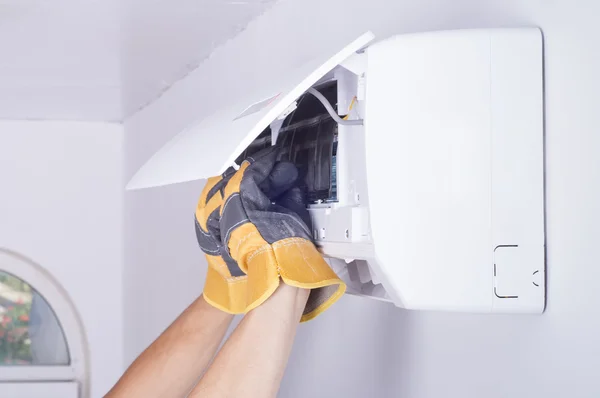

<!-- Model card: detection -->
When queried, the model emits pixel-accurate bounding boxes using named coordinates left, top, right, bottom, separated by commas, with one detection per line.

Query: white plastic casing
left=127, top=29, right=545, bottom=313
left=365, top=29, right=545, bottom=313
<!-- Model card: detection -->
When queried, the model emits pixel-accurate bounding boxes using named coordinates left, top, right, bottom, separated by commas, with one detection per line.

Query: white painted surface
left=0, top=0, right=275, bottom=121
left=0, top=121, right=124, bottom=398
left=0, top=382, right=78, bottom=398
left=123, top=0, right=600, bottom=397
left=0, top=1, right=121, bottom=121
left=121, top=0, right=277, bottom=118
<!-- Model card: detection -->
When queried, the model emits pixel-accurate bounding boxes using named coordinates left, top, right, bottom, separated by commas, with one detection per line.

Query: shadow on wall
left=280, top=295, right=413, bottom=397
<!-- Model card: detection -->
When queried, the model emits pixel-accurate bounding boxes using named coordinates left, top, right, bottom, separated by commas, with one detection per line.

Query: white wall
left=124, top=0, right=600, bottom=396
left=0, top=121, right=124, bottom=398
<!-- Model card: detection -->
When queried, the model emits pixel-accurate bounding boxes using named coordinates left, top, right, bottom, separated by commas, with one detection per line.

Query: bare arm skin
left=190, top=284, right=310, bottom=398
left=105, top=295, right=233, bottom=398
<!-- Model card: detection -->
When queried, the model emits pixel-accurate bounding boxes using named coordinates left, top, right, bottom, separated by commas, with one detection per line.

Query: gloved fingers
left=219, top=147, right=310, bottom=273
left=227, top=146, right=282, bottom=209
left=198, top=204, right=246, bottom=278
left=196, top=212, right=220, bottom=256
left=197, top=171, right=235, bottom=230
left=199, top=169, right=234, bottom=206
left=221, top=169, right=313, bottom=251
left=219, top=146, right=284, bottom=265
left=196, top=170, right=246, bottom=277
left=273, top=186, right=312, bottom=232
left=205, top=207, right=222, bottom=241
left=259, top=161, right=299, bottom=200
left=196, top=178, right=224, bottom=256
left=197, top=197, right=221, bottom=232
left=222, top=146, right=299, bottom=213
left=211, top=148, right=345, bottom=320
left=199, top=176, right=224, bottom=206
left=200, top=171, right=236, bottom=239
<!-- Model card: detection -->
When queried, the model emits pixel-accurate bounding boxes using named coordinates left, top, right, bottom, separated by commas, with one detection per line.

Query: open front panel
left=236, top=81, right=339, bottom=204
left=126, top=32, right=375, bottom=190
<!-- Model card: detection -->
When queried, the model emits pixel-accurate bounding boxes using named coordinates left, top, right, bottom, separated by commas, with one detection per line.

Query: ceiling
left=0, top=0, right=276, bottom=122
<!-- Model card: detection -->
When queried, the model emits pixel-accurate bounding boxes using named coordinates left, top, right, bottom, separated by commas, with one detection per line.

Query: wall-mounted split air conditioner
left=128, top=28, right=546, bottom=313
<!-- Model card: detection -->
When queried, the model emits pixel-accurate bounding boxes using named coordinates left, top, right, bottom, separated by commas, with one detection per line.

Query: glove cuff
left=203, top=258, right=248, bottom=314
left=245, top=238, right=346, bottom=322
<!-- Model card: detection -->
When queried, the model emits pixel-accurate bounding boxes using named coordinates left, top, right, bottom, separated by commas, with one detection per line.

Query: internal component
left=236, top=81, right=339, bottom=203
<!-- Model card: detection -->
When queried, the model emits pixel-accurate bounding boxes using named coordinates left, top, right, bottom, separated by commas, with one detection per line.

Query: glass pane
left=0, top=271, right=69, bottom=365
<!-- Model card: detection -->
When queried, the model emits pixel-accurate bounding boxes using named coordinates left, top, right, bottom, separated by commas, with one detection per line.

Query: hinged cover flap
left=127, top=32, right=375, bottom=190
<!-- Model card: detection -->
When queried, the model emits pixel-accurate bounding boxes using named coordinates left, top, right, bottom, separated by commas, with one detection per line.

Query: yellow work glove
left=220, top=146, right=346, bottom=322
left=195, top=168, right=248, bottom=314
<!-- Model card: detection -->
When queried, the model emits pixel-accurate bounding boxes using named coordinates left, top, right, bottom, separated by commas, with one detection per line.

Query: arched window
left=0, top=249, right=88, bottom=398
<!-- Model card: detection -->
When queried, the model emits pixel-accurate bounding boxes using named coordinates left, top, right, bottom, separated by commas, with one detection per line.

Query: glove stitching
left=245, top=239, right=316, bottom=272
left=225, top=276, right=248, bottom=283
left=223, top=218, right=250, bottom=247
left=195, top=217, right=212, bottom=238
left=234, top=231, right=259, bottom=255
left=297, top=241, right=318, bottom=276
left=246, top=244, right=272, bottom=264
left=213, top=260, right=231, bottom=277
left=271, top=237, right=312, bottom=249
left=276, top=212, right=312, bottom=237
left=221, top=192, right=240, bottom=215
left=273, top=239, right=319, bottom=278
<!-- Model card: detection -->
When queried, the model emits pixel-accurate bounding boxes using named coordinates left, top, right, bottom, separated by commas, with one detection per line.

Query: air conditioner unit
left=128, top=28, right=545, bottom=313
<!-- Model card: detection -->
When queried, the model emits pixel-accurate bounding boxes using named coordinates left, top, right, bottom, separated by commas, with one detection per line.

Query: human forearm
left=190, top=283, right=309, bottom=398
left=105, top=295, right=233, bottom=398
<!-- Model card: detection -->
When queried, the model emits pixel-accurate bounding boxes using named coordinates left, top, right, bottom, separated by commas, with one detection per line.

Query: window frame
left=0, top=249, right=88, bottom=397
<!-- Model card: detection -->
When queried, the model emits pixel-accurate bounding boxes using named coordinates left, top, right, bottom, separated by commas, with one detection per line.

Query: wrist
left=273, top=283, right=310, bottom=310
left=247, top=282, right=309, bottom=323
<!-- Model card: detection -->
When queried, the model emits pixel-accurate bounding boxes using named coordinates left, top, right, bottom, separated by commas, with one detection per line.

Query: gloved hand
left=220, top=146, right=346, bottom=322
left=195, top=168, right=248, bottom=314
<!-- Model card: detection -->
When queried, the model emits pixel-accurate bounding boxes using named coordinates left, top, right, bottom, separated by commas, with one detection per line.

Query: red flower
left=3, top=315, right=12, bottom=323
left=19, top=314, right=29, bottom=322
left=7, top=306, right=14, bottom=311
left=16, top=298, right=24, bottom=304
left=0, top=330, right=5, bottom=338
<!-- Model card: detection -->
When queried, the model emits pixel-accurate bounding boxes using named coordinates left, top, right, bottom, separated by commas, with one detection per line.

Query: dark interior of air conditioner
left=236, top=81, right=339, bottom=203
